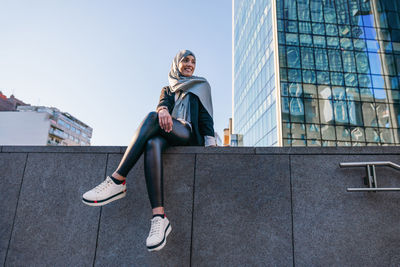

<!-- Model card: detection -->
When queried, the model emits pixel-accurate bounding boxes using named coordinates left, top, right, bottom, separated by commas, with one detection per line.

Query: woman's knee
left=142, top=111, right=160, bottom=128
left=146, top=136, right=163, bottom=151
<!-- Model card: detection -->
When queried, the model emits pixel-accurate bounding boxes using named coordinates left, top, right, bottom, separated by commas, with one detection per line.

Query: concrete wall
left=1, top=146, right=400, bottom=266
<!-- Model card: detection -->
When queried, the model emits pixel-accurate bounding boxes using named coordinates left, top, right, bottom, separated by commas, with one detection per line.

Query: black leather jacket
left=157, top=86, right=215, bottom=146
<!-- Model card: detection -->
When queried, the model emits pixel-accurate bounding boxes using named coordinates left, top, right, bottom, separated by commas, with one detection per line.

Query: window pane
left=288, top=69, right=302, bottom=82
left=291, top=123, right=306, bottom=139
left=351, top=127, right=366, bottom=142
left=304, top=98, right=320, bottom=123
left=303, top=84, right=318, bottom=98
left=380, top=128, right=394, bottom=143
left=365, top=128, right=380, bottom=142
left=312, top=23, right=325, bottom=34
left=287, top=47, right=301, bottom=68
left=314, top=49, right=328, bottom=70
left=310, top=0, right=323, bottom=22
left=303, top=70, right=316, bottom=83
left=348, top=101, right=363, bottom=125
left=331, top=72, right=344, bottom=86
left=346, top=87, right=360, bottom=101
left=362, top=102, right=377, bottom=126
left=345, top=73, right=358, bottom=87
left=300, top=34, right=313, bottom=46
left=301, top=47, right=315, bottom=69
left=314, top=36, right=326, bottom=47
left=318, top=85, right=332, bottom=99
left=321, top=125, right=336, bottom=140
left=328, top=50, right=342, bottom=71
left=332, top=87, right=346, bottom=100
left=286, top=33, right=299, bottom=45
left=355, top=52, right=369, bottom=73
left=334, top=100, right=349, bottom=124
left=298, top=0, right=311, bottom=21
left=284, top=0, right=297, bottom=20
left=317, top=71, right=330, bottom=84
left=342, top=51, right=356, bottom=72
left=289, top=83, right=303, bottom=97
left=326, top=24, right=338, bottom=36
left=290, top=97, right=305, bottom=122
left=336, top=126, right=351, bottom=141
left=306, top=123, right=320, bottom=139
left=319, top=99, right=334, bottom=124
left=376, top=103, right=391, bottom=127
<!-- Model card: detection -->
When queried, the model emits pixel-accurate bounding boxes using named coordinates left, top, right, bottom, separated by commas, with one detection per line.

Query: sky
left=0, top=0, right=232, bottom=145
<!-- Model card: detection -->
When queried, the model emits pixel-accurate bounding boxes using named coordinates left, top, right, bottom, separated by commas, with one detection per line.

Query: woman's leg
left=144, top=119, right=192, bottom=214
left=114, top=111, right=161, bottom=178
left=145, top=119, right=191, bottom=252
left=144, top=136, right=169, bottom=212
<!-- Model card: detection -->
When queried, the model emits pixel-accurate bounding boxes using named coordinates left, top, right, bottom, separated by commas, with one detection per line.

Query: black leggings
left=115, top=111, right=192, bottom=209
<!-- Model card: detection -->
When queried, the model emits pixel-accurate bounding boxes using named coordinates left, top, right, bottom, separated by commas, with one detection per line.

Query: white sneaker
left=146, top=215, right=172, bottom=251
left=82, top=176, right=126, bottom=206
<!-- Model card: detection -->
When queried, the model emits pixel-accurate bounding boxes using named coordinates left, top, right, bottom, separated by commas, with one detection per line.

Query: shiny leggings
left=115, top=111, right=192, bottom=209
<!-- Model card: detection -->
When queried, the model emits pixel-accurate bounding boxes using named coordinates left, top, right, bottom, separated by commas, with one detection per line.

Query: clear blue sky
left=0, top=0, right=232, bottom=145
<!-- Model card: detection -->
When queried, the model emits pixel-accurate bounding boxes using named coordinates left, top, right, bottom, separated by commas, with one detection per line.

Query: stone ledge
left=1, top=145, right=399, bottom=155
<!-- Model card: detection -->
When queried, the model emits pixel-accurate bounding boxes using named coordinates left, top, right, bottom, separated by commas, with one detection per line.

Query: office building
left=0, top=105, right=93, bottom=146
left=233, top=0, right=400, bottom=146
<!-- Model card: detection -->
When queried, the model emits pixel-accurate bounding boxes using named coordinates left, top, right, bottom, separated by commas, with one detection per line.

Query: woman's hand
left=158, top=108, right=173, bottom=133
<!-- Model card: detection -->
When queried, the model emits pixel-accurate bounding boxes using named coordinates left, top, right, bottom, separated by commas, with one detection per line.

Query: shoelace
left=94, top=178, right=113, bottom=193
left=149, top=218, right=163, bottom=237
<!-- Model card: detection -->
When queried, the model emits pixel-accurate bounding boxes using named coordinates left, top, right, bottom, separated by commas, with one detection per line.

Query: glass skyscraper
left=233, top=0, right=400, bottom=147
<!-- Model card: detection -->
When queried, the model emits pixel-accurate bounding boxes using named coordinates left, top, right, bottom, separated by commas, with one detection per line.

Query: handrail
left=339, top=161, right=400, bottom=170
left=340, top=161, right=400, bottom=192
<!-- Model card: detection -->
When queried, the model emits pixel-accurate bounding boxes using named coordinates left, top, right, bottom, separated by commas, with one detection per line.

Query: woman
left=82, top=50, right=216, bottom=252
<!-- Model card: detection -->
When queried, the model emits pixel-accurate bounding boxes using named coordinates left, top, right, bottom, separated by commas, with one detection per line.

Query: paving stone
left=0, top=153, right=27, bottom=265
left=5, top=153, right=107, bottom=266
left=191, top=154, right=293, bottom=266
left=95, top=153, right=194, bottom=266
left=291, top=154, right=400, bottom=266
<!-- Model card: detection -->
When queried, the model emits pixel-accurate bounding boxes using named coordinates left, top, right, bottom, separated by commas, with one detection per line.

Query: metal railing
left=339, top=161, right=400, bottom=192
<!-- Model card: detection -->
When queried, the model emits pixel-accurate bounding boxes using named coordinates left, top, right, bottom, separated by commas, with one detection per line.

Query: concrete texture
left=192, top=154, right=292, bottom=266
left=5, top=153, right=107, bottom=267
left=0, top=153, right=27, bottom=266
left=95, top=153, right=194, bottom=266
left=1, top=146, right=400, bottom=266
left=291, top=154, right=400, bottom=267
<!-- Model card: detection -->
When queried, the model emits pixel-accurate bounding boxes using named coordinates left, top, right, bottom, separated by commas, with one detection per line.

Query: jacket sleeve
left=198, top=99, right=215, bottom=138
left=157, top=86, right=174, bottom=113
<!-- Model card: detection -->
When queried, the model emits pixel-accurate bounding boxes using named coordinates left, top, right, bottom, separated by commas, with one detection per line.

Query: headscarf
left=168, top=50, right=213, bottom=118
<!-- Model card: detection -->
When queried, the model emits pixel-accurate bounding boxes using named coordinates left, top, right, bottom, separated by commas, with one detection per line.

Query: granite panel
left=2, top=146, right=121, bottom=153
left=0, top=153, right=27, bottom=265
left=192, top=154, right=293, bottom=266
left=95, top=153, right=194, bottom=266
left=5, top=153, right=107, bottom=267
left=292, top=154, right=400, bottom=266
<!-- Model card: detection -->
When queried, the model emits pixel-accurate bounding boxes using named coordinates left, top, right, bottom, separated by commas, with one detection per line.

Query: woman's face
left=178, top=55, right=196, bottom=77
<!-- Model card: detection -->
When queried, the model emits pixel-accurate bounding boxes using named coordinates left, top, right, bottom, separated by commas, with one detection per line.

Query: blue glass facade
left=233, top=0, right=278, bottom=146
left=233, top=0, right=400, bottom=146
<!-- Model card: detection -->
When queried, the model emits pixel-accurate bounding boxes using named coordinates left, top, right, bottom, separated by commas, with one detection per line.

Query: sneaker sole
left=147, top=223, right=172, bottom=252
left=82, top=191, right=126, bottom=207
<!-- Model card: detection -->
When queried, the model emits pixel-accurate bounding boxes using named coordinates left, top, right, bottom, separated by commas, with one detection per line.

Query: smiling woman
left=178, top=55, right=196, bottom=77
left=81, top=49, right=216, bottom=252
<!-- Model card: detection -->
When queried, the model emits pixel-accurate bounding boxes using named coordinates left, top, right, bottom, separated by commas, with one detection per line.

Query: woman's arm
left=157, top=86, right=174, bottom=132
left=157, top=86, right=174, bottom=113
left=198, top=100, right=216, bottom=146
